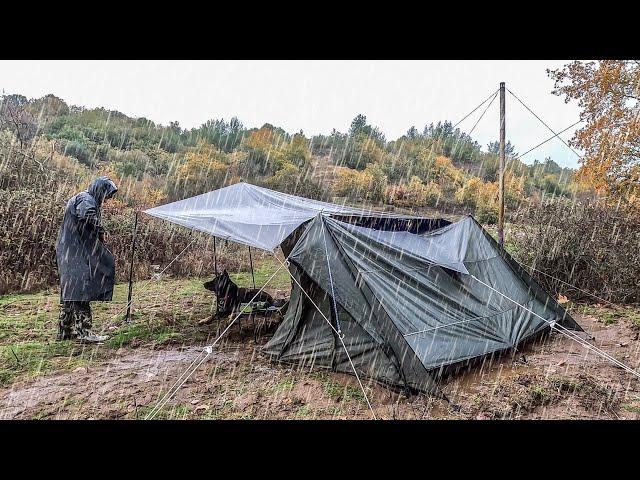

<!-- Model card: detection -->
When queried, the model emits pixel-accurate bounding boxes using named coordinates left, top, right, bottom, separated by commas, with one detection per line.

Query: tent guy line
left=145, top=257, right=290, bottom=420
left=507, top=87, right=581, bottom=159
left=146, top=253, right=378, bottom=420
left=272, top=254, right=377, bottom=419
left=470, top=275, right=640, bottom=380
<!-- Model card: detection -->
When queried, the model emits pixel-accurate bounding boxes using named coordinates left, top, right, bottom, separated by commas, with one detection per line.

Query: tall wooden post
left=498, top=82, right=506, bottom=248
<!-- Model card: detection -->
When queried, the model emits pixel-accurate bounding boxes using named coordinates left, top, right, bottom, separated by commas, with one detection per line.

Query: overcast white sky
left=0, top=60, right=583, bottom=167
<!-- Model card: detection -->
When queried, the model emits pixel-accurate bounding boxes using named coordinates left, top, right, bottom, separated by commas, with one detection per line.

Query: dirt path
left=1, top=313, right=639, bottom=419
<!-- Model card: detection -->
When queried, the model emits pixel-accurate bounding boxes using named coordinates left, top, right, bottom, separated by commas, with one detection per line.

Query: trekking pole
left=125, top=211, right=139, bottom=323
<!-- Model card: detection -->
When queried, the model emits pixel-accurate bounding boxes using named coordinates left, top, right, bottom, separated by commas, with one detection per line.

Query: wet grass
left=2, top=257, right=638, bottom=419
left=0, top=341, right=91, bottom=385
left=0, top=257, right=286, bottom=387
left=318, top=375, right=367, bottom=404
left=471, top=372, right=623, bottom=419
left=575, top=304, right=640, bottom=328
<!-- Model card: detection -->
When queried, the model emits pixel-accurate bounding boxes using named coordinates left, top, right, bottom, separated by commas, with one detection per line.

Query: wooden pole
left=498, top=82, right=506, bottom=248
left=125, top=211, right=139, bottom=323
left=213, top=237, right=218, bottom=276
left=248, top=246, right=256, bottom=289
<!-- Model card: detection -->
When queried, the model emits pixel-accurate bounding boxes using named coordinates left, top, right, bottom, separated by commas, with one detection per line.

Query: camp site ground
left=1, top=255, right=639, bottom=420
left=2, top=60, right=640, bottom=420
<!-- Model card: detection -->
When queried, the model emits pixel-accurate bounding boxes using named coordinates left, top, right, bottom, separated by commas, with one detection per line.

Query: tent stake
left=125, top=211, right=139, bottom=323
left=248, top=246, right=255, bottom=289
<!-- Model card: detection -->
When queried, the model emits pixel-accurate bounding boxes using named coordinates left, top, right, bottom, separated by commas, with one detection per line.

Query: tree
left=0, top=94, right=37, bottom=147
left=487, top=140, right=518, bottom=158
left=423, top=121, right=481, bottom=164
left=349, top=114, right=368, bottom=136
left=171, top=142, right=232, bottom=198
left=548, top=60, right=640, bottom=202
left=169, top=121, right=182, bottom=134
left=28, top=94, right=69, bottom=125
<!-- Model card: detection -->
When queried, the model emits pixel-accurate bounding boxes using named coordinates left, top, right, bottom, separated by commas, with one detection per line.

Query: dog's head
left=203, top=270, right=234, bottom=295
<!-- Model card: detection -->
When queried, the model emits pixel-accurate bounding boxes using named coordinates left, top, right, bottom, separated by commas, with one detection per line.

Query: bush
left=62, top=140, right=92, bottom=166
left=334, top=163, right=387, bottom=203
left=475, top=204, right=498, bottom=224
left=387, top=176, right=441, bottom=208
left=510, top=200, right=640, bottom=304
left=264, top=163, right=325, bottom=200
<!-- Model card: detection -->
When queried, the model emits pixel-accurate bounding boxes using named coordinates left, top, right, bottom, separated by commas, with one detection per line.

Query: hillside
left=2, top=91, right=639, bottom=306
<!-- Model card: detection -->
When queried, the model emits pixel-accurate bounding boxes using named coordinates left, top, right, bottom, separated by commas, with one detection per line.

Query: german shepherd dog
left=203, top=269, right=274, bottom=317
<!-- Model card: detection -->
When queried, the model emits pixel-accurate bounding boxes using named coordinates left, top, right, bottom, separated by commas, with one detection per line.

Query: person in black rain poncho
left=56, top=176, right=118, bottom=342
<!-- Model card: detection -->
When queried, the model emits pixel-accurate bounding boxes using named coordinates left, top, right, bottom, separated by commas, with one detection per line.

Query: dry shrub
left=0, top=138, right=247, bottom=294
left=387, top=176, right=441, bottom=207
left=510, top=199, right=640, bottom=304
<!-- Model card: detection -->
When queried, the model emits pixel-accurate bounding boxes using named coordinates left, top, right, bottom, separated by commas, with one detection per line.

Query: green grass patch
left=577, top=304, right=640, bottom=328
left=321, top=376, right=366, bottom=404
left=0, top=341, right=91, bottom=386
left=229, top=259, right=292, bottom=291
left=104, top=322, right=176, bottom=348
left=272, top=376, right=295, bottom=393
left=623, top=404, right=640, bottom=414
left=295, top=404, right=311, bottom=418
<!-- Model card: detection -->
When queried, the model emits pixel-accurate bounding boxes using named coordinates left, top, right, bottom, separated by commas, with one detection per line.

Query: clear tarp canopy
left=144, top=182, right=409, bottom=251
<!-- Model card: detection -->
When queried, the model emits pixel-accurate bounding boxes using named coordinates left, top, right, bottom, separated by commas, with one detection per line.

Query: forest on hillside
left=1, top=60, right=638, bottom=303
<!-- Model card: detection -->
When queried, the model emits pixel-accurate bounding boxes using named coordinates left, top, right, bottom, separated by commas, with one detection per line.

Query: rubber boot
left=73, top=302, right=108, bottom=343
left=57, top=303, right=76, bottom=341
left=76, top=329, right=109, bottom=343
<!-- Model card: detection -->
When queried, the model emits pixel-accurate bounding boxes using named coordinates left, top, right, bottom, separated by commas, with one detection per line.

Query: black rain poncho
left=56, top=176, right=118, bottom=302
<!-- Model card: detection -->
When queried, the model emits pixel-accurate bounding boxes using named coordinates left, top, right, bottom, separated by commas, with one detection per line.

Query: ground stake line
left=145, top=257, right=289, bottom=420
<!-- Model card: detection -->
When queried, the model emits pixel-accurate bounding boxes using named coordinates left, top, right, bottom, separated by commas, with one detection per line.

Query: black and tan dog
left=203, top=269, right=274, bottom=317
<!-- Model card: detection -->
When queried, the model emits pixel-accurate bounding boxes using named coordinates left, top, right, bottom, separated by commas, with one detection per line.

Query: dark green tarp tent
left=146, top=182, right=582, bottom=395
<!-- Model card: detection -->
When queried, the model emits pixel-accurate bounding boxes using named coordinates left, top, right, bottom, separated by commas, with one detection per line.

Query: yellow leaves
left=334, top=163, right=388, bottom=202
left=549, top=60, right=640, bottom=203
left=243, top=127, right=279, bottom=157
left=144, top=187, right=167, bottom=206
left=405, top=176, right=441, bottom=207
left=178, top=144, right=230, bottom=182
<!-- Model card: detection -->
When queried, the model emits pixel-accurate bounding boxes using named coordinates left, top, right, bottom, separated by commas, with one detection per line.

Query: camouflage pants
left=58, top=301, right=92, bottom=338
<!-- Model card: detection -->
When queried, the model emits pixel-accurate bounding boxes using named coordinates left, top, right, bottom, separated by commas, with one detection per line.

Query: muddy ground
left=1, top=273, right=640, bottom=420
